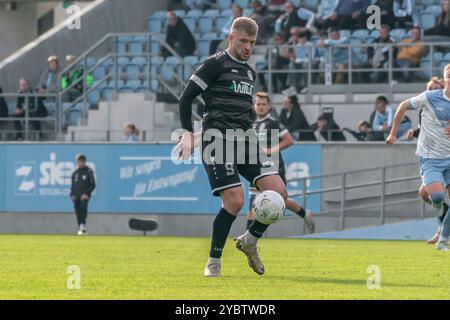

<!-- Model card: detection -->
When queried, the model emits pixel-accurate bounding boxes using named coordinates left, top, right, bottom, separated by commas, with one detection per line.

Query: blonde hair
left=255, top=91, right=271, bottom=103
left=426, top=76, right=444, bottom=90
left=444, top=64, right=450, bottom=80
left=230, top=17, right=259, bottom=36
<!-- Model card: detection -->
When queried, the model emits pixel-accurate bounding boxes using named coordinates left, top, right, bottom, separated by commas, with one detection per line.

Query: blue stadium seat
left=148, top=17, right=162, bottom=33
left=433, top=52, right=444, bottom=63
left=425, top=5, right=442, bottom=16
left=92, top=66, right=106, bottom=80
left=129, top=41, right=144, bottom=55
left=108, top=79, right=125, bottom=88
left=390, top=29, right=406, bottom=42
left=118, top=57, right=130, bottom=66
left=235, top=0, right=249, bottom=8
left=183, top=56, right=198, bottom=81
left=131, top=56, right=148, bottom=66
left=444, top=53, right=450, bottom=60
left=202, top=32, right=220, bottom=40
left=290, top=0, right=301, bottom=7
left=421, top=0, right=435, bottom=6
left=220, top=9, right=232, bottom=16
left=199, top=16, right=214, bottom=34
left=174, top=10, right=186, bottom=17
left=102, top=87, right=115, bottom=101
left=87, top=90, right=101, bottom=105
left=364, top=36, right=376, bottom=43
left=216, top=16, right=229, bottom=32
left=421, top=58, right=432, bottom=79
left=186, top=9, right=202, bottom=18
left=183, top=16, right=197, bottom=34
left=370, top=29, right=379, bottom=38
left=197, top=39, right=211, bottom=57
left=124, top=79, right=142, bottom=91
left=68, top=109, right=82, bottom=126
left=339, top=29, right=351, bottom=39
left=92, top=81, right=107, bottom=90
left=117, top=35, right=133, bottom=43
left=304, top=0, right=318, bottom=8
left=420, top=12, right=435, bottom=30
left=126, top=64, right=141, bottom=80
left=204, top=9, right=220, bottom=17
left=243, top=8, right=252, bottom=17
left=150, top=80, right=159, bottom=93
left=352, top=29, right=369, bottom=39
left=101, top=56, right=114, bottom=68
left=133, top=35, right=150, bottom=43
left=150, top=38, right=160, bottom=55
left=217, top=0, right=232, bottom=10
left=116, top=42, right=127, bottom=55
left=151, top=10, right=166, bottom=18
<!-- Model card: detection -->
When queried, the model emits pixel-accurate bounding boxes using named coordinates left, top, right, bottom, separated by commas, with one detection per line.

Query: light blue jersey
left=408, top=89, right=450, bottom=159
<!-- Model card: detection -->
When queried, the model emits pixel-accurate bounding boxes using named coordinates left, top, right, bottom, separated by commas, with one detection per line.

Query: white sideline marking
left=120, top=196, right=198, bottom=201
left=120, top=156, right=173, bottom=161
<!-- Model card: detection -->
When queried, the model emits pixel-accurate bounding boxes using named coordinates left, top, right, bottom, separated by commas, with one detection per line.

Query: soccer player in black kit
left=247, top=92, right=315, bottom=233
left=177, top=17, right=288, bottom=277
left=70, top=154, right=96, bottom=235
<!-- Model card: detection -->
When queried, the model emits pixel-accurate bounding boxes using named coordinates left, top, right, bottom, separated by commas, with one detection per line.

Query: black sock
left=210, top=208, right=236, bottom=258
left=246, top=219, right=254, bottom=230
left=249, top=219, right=269, bottom=238
left=441, top=203, right=449, bottom=223
left=296, top=207, right=306, bottom=219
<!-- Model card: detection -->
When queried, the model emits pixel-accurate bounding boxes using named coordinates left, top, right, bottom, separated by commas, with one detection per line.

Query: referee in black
left=70, top=154, right=96, bottom=235
left=177, top=17, right=287, bottom=277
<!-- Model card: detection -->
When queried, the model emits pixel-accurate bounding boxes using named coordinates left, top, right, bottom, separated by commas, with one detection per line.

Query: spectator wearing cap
left=162, top=11, right=196, bottom=58
left=38, top=55, right=61, bottom=95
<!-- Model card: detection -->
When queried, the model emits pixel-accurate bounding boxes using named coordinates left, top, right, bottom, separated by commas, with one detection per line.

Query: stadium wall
left=0, top=142, right=419, bottom=237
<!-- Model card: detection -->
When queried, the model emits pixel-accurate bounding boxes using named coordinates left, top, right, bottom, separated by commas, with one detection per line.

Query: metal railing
left=284, top=162, right=424, bottom=232
left=0, top=92, right=58, bottom=141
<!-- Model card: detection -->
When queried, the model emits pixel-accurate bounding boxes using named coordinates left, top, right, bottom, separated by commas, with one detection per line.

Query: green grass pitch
left=1, top=235, right=450, bottom=300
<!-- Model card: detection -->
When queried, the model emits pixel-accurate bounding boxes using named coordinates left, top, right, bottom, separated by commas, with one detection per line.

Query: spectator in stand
left=222, top=4, right=244, bottom=36
left=250, top=0, right=276, bottom=44
left=334, top=0, right=370, bottom=31
left=310, top=114, right=346, bottom=141
left=395, top=26, right=426, bottom=81
left=15, top=78, right=48, bottom=140
left=323, top=28, right=350, bottom=84
left=275, top=2, right=312, bottom=40
left=372, top=95, right=411, bottom=139
left=283, top=30, right=313, bottom=95
left=313, top=30, right=329, bottom=84
left=393, top=0, right=419, bottom=28
left=279, top=95, right=316, bottom=141
left=424, top=0, right=450, bottom=37
left=360, top=24, right=397, bottom=83
left=0, top=87, right=8, bottom=120
left=61, top=55, right=94, bottom=102
left=38, top=55, right=61, bottom=96
left=343, top=121, right=371, bottom=141
left=268, top=0, right=287, bottom=14
left=162, top=11, right=196, bottom=58
left=375, top=0, right=395, bottom=29
left=258, top=32, right=291, bottom=93
left=124, top=123, right=140, bottom=142
left=186, top=0, right=213, bottom=10
left=315, top=0, right=339, bottom=31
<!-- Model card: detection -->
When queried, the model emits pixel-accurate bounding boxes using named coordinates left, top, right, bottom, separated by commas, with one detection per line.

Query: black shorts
left=202, top=135, right=279, bottom=196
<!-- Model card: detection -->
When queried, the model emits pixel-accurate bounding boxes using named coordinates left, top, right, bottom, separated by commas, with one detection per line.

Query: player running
left=246, top=92, right=315, bottom=233
left=177, top=17, right=288, bottom=277
left=406, top=77, right=449, bottom=244
left=386, top=64, right=450, bottom=250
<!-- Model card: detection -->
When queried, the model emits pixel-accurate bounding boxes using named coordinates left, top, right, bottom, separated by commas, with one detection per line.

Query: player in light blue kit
left=386, top=64, right=450, bottom=250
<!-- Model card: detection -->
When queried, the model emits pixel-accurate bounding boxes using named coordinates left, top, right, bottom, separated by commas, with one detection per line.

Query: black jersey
left=189, top=50, right=257, bottom=132
left=253, top=115, right=289, bottom=165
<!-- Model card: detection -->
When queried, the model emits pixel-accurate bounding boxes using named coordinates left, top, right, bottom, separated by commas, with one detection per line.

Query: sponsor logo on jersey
left=230, top=80, right=254, bottom=96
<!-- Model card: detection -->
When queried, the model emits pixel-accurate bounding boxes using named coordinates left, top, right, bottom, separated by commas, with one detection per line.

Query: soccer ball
left=252, top=190, right=286, bottom=225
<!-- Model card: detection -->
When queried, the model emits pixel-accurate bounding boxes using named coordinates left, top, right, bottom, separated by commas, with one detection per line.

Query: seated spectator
left=334, top=0, right=369, bottom=31
left=0, top=87, right=8, bottom=120
left=185, top=0, right=213, bottom=10
left=15, top=78, right=48, bottom=140
left=424, top=0, right=450, bottom=37
left=372, top=95, right=411, bottom=139
left=393, top=0, right=419, bottom=28
left=395, top=26, right=426, bottom=81
left=275, top=2, right=312, bottom=40
left=312, top=30, right=329, bottom=84
left=222, top=4, right=244, bottom=36
left=323, top=28, right=350, bottom=84
left=258, top=32, right=290, bottom=93
left=343, top=121, right=371, bottom=141
left=375, top=0, right=395, bottom=29
left=268, top=0, right=287, bottom=14
left=38, top=55, right=61, bottom=95
left=315, top=0, right=339, bottom=31
left=283, top=30, right=313, bottom=95
left=279, top=95, right=316, bottom=141
left=310, top=114, right=346, bottom=141
left=162, top=11, right=196, bottom=58
left=61, top=55, right=94, bottom=102
left=360, top=24, right=397, bottom=83
left=250, top=0, right=276, bottom=44
left=124, top=123, right=140, bottom=142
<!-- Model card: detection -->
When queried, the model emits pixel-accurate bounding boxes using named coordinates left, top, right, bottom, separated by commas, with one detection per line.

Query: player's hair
left=255, top=91, right=271, bottom=103
left=444, top=64, right=450, bottom=79
left=230, top=17, right=258, bottom=36
left=426, top=76, right=444, bottom=90
left=125, top=123, right=140, bottom=135
left=76, top=154, right=87, bottom=162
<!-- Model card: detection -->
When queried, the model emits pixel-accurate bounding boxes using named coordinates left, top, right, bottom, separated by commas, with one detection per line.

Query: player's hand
left=385, top=134, right=396, bottom=145
left=406, top=129, right=415, bottom=141
left=80, top=194, right=89, bottom=201
left=177, top=131, right=195, bottom=160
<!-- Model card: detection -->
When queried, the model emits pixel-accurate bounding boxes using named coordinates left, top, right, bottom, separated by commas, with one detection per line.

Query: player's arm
left=386, top=100, right=410, bottom=144
left=178, top=57, right=219, bottom=159
left=87, top=169, right=96, bottom=196
left=271, top=130, right=293, bottom=154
